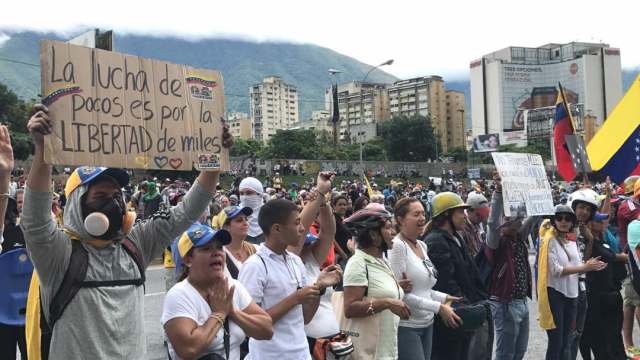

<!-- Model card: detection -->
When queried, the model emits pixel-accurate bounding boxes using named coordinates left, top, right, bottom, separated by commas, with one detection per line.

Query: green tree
left=445, top=147, right=468, bottom=162
left=263, top=129, right=319, bottom=159
left=379, top=114, right=439, bottom=161
left=230, top=138, right=264, bottom=157
left=0, top=82, right=33, bottom=160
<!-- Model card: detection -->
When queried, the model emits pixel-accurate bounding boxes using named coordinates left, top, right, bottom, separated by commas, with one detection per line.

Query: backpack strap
left=78, top=238, right=145, bottom=288
left=46, top=240, right=90, bottom=330
left=44, top=238, right=145, bottom=330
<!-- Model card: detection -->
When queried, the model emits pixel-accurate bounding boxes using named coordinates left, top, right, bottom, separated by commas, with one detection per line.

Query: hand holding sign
left=40, top=40, right=230, bottom=171
left=27, top=104, right=52, bottom=147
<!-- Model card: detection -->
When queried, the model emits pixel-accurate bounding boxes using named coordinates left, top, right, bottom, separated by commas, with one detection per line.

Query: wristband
left=0, top=193, right=9, bottom=198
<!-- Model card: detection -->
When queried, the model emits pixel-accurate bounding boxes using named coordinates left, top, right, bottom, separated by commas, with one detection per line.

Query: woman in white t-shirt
left=162, top=224, right=273, bottom=360
left=220, top=206, right=257, bottom=279
left=388, top=198, right=461, bottom=360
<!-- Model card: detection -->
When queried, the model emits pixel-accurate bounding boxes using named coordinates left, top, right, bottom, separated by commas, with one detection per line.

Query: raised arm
left=25, top=104, right=52, bottom=192
left=0, top=125, right=13, bottom=250
left=487, top=172, right=504, bottom=250
left=21, top=105, right=71, bottom=284
left=129, top=123, right=233, bottom=264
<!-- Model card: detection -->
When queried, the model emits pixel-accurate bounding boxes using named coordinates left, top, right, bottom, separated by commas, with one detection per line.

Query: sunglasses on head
left=555, top=214, right=574, bottom=223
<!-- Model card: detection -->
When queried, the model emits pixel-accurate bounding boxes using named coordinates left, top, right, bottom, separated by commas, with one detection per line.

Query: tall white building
left=250, top=76, right=299, bottom=143
left=470, top=42, right=623, bottom=145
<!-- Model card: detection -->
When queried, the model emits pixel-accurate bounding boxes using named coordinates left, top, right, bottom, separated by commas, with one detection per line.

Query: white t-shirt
left=303, top=253, right=340, bottom=339
left=161, top=278, right=253, bottom=360
left=238, top=244, right=312, bottom=360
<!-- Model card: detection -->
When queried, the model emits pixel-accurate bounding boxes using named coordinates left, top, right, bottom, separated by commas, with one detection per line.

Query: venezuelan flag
left=553, top=89, right=576, bottom=181
left=587, top=75, right=640, bottom=184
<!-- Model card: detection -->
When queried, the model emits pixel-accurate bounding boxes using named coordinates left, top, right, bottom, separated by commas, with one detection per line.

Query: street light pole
left=355, top=59, right=394, bottom=145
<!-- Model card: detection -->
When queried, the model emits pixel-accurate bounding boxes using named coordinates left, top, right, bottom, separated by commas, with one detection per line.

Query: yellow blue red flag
left=587, top=75, right=640, bottom=184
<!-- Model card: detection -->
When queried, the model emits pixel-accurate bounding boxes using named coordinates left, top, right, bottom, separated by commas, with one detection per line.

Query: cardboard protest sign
left=40, top=40, right=229, bottom=171
left=491, top=152, right=554, bottom=217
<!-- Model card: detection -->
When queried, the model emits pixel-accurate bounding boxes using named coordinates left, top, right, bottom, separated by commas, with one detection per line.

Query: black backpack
left=39, top=238, right=145, bottom=359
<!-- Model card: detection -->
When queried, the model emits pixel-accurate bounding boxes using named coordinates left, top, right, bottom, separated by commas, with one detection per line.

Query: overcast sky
left=1, top=0, right=637, bottom=80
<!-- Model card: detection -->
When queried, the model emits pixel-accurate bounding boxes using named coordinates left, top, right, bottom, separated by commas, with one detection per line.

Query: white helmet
left=568, top=188, right=600, bottom=212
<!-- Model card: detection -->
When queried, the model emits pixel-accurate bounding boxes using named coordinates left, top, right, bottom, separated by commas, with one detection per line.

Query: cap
left=177, top=224, right=231, bottom=258
left=217, top=206, right=253, bottom=228
left=466, top=192, right=488, bottom=209
left=65, top=166, right=129, bottom=198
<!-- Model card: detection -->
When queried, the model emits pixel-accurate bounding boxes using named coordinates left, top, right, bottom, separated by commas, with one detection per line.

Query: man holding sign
left=20, top=103, right=233, bottom=359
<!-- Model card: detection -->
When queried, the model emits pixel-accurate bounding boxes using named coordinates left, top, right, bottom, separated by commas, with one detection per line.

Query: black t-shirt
left=586, top=239, right=622, bottom=293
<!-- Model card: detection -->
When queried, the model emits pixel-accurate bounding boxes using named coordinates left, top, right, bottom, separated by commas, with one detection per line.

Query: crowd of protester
left=3, top=106, right=640, bottom=360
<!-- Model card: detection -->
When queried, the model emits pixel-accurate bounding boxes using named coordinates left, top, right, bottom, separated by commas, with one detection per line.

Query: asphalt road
left=20, top=261, right=640, bottom=359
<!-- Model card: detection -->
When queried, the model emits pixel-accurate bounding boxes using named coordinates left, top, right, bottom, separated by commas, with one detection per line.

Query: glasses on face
left=555, top=214, right=573, bottom=223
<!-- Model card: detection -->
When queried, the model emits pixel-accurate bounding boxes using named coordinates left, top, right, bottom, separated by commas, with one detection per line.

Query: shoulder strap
left=225, top=252, right=240, bottom=280
left=45, top=238, right=146, bottom=331
left=364, top=263, right=369, bottom=297
left=256, top=254, right=268, bottom=275
left=121, top=238, right=146, bottom=283
left=79, top=239, right=145, bottom=288
left=223, top=317, right=230, bottom=360
left=46, top=240, right=89, bottom=330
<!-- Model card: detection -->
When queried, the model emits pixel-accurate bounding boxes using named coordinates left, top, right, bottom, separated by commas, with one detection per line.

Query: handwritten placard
left=492, top=152, right=554, bottom=217
left=40, top=40, right=229, bottom=171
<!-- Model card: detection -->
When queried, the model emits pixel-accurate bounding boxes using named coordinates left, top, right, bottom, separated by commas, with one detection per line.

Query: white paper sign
left=492, top=152, right=554, bottom=217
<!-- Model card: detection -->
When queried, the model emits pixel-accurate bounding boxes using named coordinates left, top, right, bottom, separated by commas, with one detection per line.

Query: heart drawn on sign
left=169, top=158, right=183, bottom=169
left=135, top=156, right=150, bottom=168
left=154, top=156, right=168, bottom=168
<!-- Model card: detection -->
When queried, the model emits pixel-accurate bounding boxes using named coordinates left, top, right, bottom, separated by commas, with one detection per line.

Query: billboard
left=473, top=133, right=500, bottom=152
left=501, top=60, right=584, bottom=131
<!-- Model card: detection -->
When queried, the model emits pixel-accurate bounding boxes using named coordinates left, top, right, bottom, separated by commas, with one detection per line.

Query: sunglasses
left=422, top=258, right=438, bottom=278
left=555, top=214, right=574, bottom=223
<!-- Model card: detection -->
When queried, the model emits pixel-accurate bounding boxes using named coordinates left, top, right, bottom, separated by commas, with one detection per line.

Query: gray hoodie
left=21, top=179, right=213, bottom=359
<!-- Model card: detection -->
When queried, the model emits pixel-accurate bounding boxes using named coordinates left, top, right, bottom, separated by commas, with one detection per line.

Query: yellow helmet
left=431, top=192, right=470, bottom=218
left=624, top=176, right=640, bottom=195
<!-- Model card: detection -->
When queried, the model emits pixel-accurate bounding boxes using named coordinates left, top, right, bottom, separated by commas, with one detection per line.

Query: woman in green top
left=342, top=204, right=412, bottom=360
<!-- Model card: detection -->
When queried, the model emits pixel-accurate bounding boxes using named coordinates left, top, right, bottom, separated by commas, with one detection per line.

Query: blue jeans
left=398, top=325, right=434, bottom=360
left=489, top=299, right=529, bottom=360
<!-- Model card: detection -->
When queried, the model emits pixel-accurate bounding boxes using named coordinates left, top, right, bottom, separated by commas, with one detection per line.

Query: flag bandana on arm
left=553, top=89, right=576, bottom=181
left=587, top=75, right=640, bottom=184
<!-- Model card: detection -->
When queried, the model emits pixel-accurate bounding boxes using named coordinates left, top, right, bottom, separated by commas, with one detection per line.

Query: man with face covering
left=20, top=104, right=232, bottom=359
left=239, top=177, right=266, bottom=244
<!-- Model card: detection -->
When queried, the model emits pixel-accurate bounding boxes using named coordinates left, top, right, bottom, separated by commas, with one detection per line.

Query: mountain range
left=0, top=30, right=398, bottom=121
left=1, top=30, right=639, bottom=127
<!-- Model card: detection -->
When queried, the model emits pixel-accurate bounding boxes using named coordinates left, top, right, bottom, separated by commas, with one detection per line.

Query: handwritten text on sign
left=492, top=152, right=554, bottom=217
left=40, top=40, right=229, bottom=171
